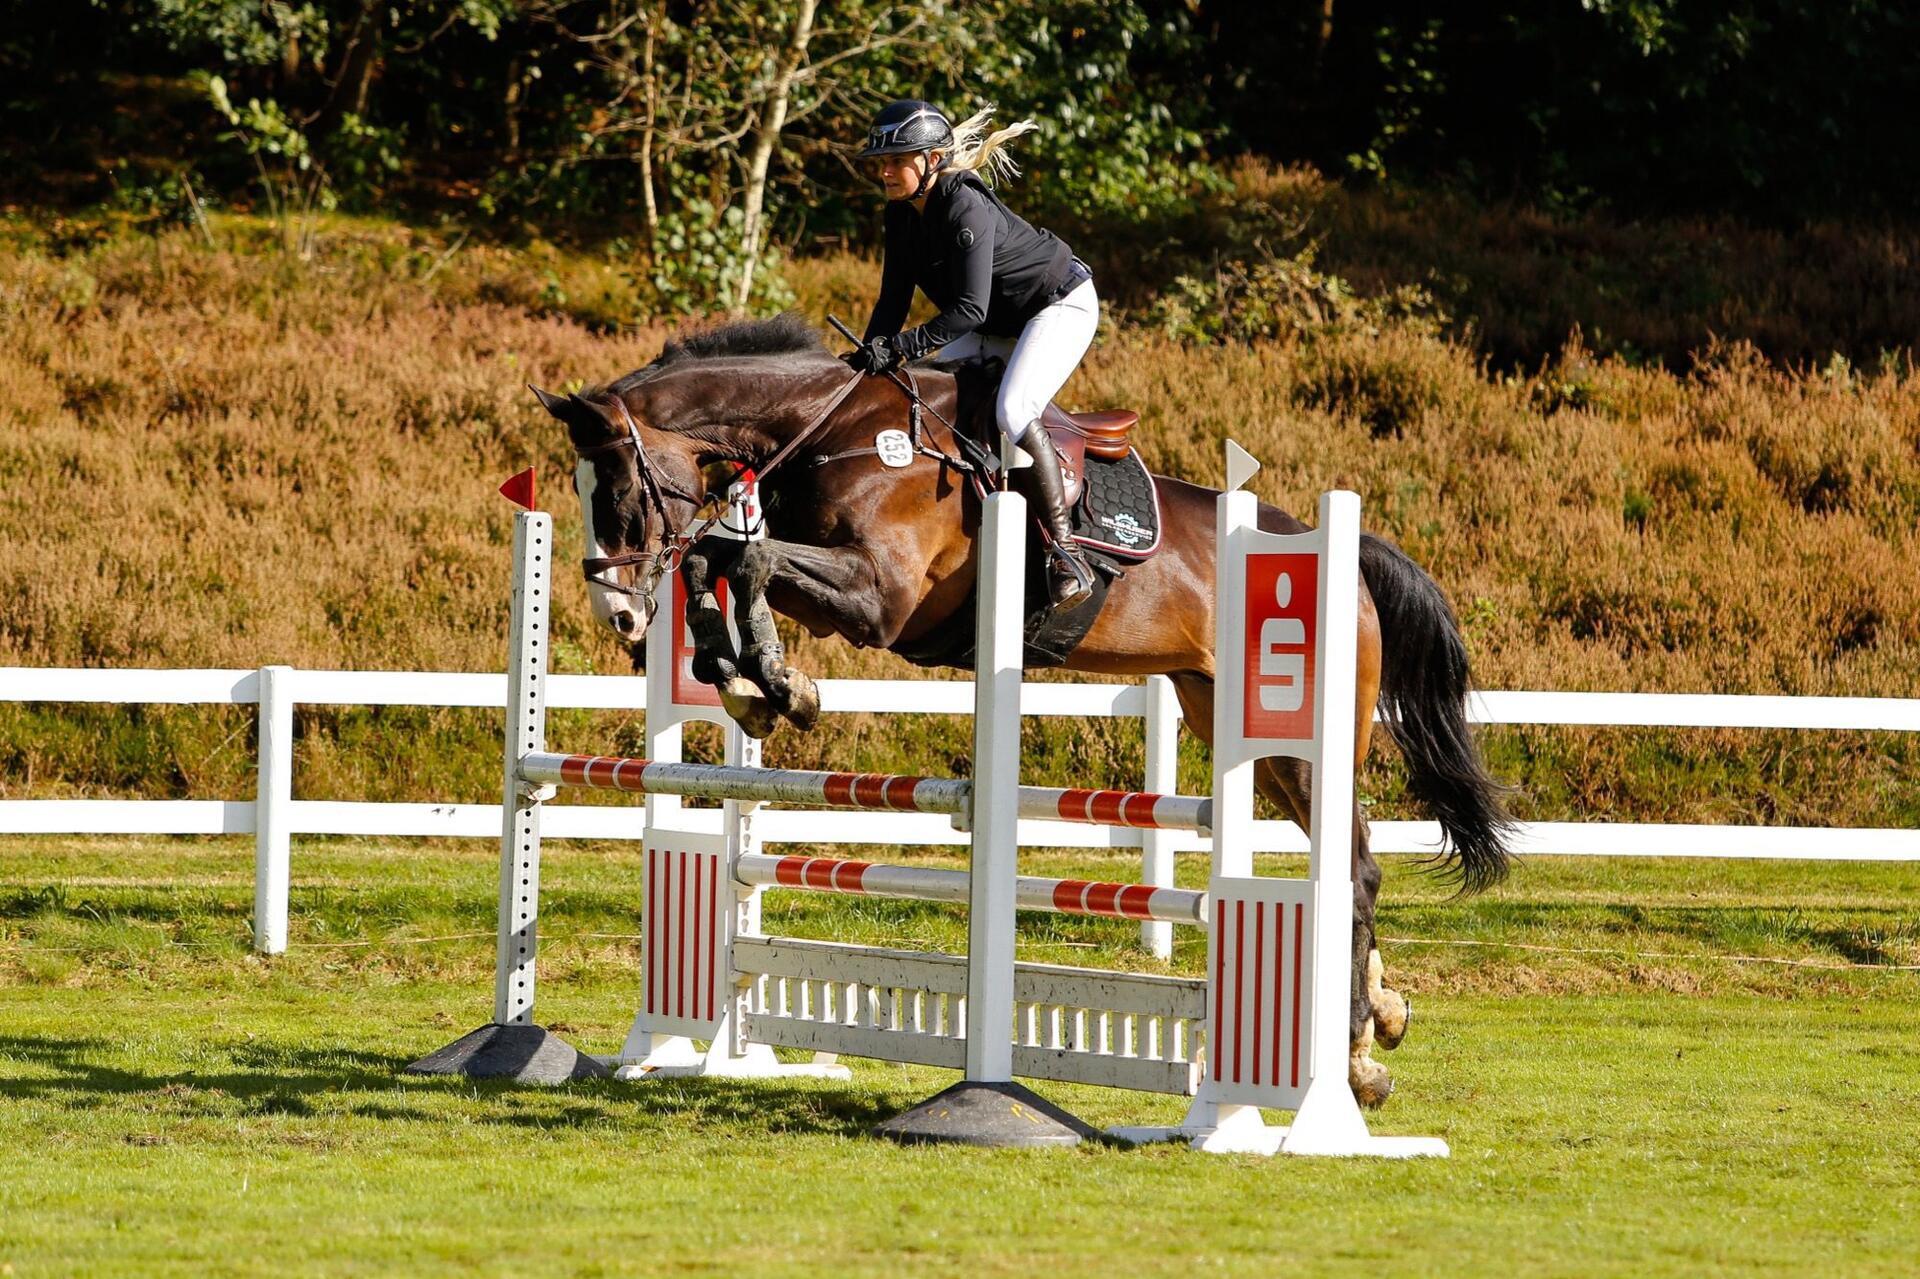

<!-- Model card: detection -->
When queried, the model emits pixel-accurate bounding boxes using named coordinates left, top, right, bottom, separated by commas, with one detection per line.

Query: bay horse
left=530, top=313, right=1513, bottom=1107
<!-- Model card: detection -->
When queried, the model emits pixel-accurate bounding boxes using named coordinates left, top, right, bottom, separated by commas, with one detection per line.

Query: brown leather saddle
left=1035, top=405, right=1138, bottom=506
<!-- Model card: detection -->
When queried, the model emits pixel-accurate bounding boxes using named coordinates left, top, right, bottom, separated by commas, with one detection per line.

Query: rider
left=849, top=98, right=1098, bottom=611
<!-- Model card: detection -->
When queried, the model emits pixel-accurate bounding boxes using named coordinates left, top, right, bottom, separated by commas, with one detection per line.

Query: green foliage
left=935, top=1, right=1223, bottom=226
left=146, top=0, right=330, bottom=67
left=1344, top=18, right=1445, bottom=182
left=646, top=203, right=794, bottom=317
left=14, top=1, right=1918, bottom=234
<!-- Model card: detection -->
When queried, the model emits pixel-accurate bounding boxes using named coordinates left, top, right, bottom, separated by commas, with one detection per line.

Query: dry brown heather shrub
left=1, top=225, right=1917, bottom=822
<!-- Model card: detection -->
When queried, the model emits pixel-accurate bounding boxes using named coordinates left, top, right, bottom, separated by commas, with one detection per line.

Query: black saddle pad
left=1070, top=448, right=1161, bottom=560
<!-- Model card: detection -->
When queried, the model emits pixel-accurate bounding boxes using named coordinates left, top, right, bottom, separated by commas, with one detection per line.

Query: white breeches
left=936, top=278, right=1099, bottom=441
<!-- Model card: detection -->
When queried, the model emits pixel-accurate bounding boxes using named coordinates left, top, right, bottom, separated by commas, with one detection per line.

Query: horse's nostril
left=611, top=611, right=638, bottom=636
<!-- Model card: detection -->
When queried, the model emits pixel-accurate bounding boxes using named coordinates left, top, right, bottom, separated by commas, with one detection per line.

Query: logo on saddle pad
left=875, top=429, right=914, bottom=468
left=1100, top=511, right=1145, bottom=547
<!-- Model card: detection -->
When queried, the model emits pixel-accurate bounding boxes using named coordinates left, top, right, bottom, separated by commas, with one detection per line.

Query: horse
left=530, top=312, right=1513, bottom=1107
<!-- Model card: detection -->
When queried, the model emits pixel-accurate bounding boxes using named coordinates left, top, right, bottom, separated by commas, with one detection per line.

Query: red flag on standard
left=499, top=467, right=537, bottom=510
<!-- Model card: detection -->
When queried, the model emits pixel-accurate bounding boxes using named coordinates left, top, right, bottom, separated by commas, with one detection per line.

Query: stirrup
left=1047, top=545, right=1096, bottom=608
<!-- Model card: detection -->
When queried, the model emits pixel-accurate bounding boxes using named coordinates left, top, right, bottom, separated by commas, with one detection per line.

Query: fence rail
left=2, top=665, right=1916, bottom=953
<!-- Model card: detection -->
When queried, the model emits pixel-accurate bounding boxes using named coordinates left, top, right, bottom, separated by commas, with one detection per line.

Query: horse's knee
left=724, top=542, right=776, bottom=595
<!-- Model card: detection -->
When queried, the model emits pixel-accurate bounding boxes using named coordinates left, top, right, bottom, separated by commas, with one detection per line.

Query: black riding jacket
left=862, top=171, right=1082, bottom=360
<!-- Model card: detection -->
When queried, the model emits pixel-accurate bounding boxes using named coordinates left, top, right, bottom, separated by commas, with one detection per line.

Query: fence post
left=1140, top=674, right=1180, bottom=959
left=253, top=664, right=293, bottom=955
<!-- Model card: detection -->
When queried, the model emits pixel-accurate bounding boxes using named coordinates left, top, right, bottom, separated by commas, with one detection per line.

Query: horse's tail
left=1358, top=532, right=1516, bottom=892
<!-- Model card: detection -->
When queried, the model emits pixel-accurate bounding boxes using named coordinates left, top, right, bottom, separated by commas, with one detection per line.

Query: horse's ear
left=527, top=384, right=569, bottom=419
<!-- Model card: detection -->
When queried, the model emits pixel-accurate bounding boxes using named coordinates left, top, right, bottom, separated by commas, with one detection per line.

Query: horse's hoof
left=720, top=679, right=779, bottom=740
left=1349, top=1057, right=1394, bottom=1110
left=1372, top=989, right=1411, bottom=1050
left=780, top=669, right=821, bottom=732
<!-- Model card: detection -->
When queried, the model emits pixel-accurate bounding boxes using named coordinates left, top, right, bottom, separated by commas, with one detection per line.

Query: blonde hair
left=942, top=106, right=1039, bottom=186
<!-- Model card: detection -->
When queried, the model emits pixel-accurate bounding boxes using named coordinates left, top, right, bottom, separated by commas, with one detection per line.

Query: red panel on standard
left=669, top=574, right=725, bottom=708
left=1241, top=552, right=1319, bottom=744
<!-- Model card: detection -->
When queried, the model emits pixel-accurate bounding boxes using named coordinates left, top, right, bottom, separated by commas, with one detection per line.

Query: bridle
left=575, top=370, right=868, bottom=620
left=576, top=397, right=707, bottom=617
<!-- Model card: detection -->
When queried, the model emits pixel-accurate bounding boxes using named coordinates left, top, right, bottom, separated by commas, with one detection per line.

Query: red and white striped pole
left=733, top=852, right=1207, bottom=925
left=518, top=752, right=1213, bottom=836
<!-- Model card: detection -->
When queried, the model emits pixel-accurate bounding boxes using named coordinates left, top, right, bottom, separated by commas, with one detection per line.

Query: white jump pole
left=407, top=510, right=609, bottom=1082
left=873, top=444, right=1097, bottom=1145
left=1140, top=673, right=1182, bottom=959
left=493, top=512, right=551, bottom=1030
left=966, top=479, right=1026, bottom=1085
left=516, top=752, right=1211, bottom=834
left=732, top=852, right=1208, bottom=924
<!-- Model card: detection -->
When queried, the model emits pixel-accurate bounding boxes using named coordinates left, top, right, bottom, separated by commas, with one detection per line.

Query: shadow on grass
left=0, top=1033, right=898, bottom=1137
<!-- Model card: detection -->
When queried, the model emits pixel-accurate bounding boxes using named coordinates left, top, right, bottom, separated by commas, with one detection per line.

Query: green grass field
left=4, top=836, right=1918, bottom=1277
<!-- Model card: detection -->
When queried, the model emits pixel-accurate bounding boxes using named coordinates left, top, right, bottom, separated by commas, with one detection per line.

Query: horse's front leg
left=678, top=549, right=743, bottom=688
left=675, top=547, right=783, bottom=738
left=724, top=538, right=905, bottom=733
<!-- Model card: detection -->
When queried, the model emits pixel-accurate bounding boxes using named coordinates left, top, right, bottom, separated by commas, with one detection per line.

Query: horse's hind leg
left=1349, top=597, right=1411, bottom=1053
left=1252, top=755, right=1395, bottom=1109
left=1167, top=672, right=1394, bottom=1108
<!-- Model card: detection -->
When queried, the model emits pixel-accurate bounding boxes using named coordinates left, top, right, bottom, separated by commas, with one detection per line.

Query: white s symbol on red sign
left=1241, top=552, right=1318, bottom=742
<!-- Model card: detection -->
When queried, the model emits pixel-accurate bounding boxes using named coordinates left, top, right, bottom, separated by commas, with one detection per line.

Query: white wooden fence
left=1, top=665, right=1916, bottom=954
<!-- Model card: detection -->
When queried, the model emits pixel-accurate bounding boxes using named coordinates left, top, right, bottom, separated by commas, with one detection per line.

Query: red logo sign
left=1241, top=552, right=1318, bottom=743
left=669, top=574, right=726, bottom=708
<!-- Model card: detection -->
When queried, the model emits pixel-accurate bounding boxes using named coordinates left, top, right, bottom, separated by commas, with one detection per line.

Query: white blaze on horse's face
left=574, top=457, right=647, bottom=641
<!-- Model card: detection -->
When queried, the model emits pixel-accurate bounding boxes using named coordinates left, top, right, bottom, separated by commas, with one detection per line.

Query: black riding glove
left=846, top=335, right=900, bottom=376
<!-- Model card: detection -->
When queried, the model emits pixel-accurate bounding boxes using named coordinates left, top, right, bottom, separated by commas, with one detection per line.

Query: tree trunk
left=505, top=56, right=523, bottom=154
left=316, top=0, right=381, bottom=134
left=731, top=0, right=818, bottom=315
left=639, top=10, right=660, bottom=240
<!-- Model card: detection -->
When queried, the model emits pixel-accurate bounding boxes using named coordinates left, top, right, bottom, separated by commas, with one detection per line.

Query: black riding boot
left=1012, top=425, right=1096, bottom=611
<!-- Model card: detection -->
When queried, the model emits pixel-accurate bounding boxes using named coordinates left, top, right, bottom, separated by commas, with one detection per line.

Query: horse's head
left=530, top=383, right=706, bottom=650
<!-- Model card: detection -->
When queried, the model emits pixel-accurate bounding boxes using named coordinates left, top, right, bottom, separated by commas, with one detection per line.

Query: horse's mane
left=598, top=313, right=834, bottom=397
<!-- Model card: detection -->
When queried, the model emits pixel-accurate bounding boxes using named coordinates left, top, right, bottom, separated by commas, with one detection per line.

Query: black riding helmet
left=858, top=99, right=954, bottom=199
left=858, top=99, right=955, bottom=157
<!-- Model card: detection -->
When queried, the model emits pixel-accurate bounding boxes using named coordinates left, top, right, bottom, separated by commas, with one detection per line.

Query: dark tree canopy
left=5, top=0, right=1916, bottom=229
